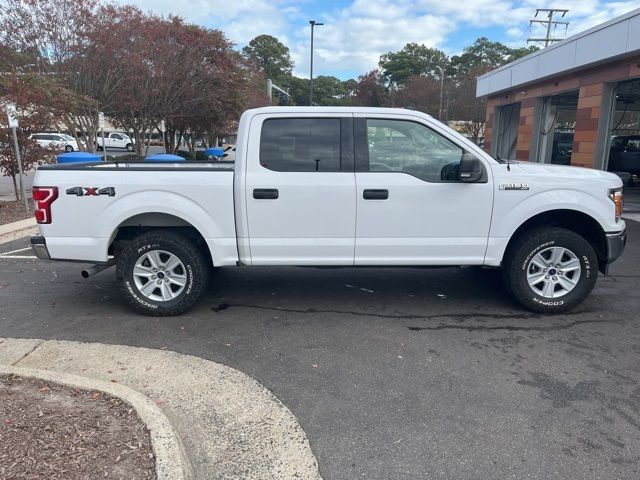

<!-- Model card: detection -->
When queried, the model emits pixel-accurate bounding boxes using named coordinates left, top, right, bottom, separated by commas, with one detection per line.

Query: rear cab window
left=259, top=118, right=342, bottom=172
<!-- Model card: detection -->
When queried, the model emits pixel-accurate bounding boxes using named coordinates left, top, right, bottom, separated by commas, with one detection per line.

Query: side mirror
left=458, top=153, right=485, bottom=182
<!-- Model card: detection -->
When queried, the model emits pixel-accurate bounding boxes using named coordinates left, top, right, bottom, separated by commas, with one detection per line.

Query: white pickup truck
left=30, top=107, right=626, bottom=316
left=96, top=132, right=135, bottom=152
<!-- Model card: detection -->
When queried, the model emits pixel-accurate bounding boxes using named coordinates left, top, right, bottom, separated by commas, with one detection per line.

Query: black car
left=608, top=135, right=640, bottom=175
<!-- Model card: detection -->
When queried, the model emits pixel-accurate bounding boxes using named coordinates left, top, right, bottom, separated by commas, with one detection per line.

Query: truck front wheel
left=503, top=227, right=598, bottom=313
left=116, top=230, right=209, bottom=316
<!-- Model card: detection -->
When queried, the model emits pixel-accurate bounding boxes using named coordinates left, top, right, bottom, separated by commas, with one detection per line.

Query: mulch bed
left=0, top=375, right=156, bottom=480
left=0, top=201, right=33, bottom=226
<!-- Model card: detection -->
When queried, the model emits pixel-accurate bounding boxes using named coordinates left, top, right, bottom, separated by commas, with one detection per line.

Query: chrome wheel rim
left=133, top=250, right=187, bottom=302
left=526, top=246, right=581, bottom=299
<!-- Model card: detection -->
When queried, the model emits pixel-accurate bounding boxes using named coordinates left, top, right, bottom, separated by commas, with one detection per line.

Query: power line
left=527, top=8, right=569, bottom=47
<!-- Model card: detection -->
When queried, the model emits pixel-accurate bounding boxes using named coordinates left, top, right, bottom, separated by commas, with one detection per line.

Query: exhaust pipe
left=81, top=259, right=116, bottom=278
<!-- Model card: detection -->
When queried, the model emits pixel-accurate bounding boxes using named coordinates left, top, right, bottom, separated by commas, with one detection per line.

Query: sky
left=119, top=0, right=639, bottom=80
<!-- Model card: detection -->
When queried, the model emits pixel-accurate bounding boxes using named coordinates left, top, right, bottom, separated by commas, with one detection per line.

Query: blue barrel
left=144, top=153, right=184, bottom=162
left=204, top=147, right=224, bottom=158
left=57, top=152, right=101, bottom=163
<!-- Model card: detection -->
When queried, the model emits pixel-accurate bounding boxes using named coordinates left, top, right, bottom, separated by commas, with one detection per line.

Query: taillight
left=32, top=186, right=58, bottom=224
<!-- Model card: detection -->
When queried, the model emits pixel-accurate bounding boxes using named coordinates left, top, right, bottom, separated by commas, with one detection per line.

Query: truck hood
left=509, top=161, right=623, bottom=186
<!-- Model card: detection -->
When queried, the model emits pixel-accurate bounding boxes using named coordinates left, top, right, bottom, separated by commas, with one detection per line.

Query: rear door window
left=260, top=118, right=341, bottom=172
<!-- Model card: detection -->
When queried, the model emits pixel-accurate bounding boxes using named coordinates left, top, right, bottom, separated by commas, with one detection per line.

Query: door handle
left=253, top=188, right=279, bottom=200
left=363, top=189, right=388, bottom=200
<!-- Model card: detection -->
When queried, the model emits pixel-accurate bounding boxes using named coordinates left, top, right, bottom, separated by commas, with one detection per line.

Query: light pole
left=309, top=20, right=324, bottom=105
left=434, top=65, right=445, bottom=120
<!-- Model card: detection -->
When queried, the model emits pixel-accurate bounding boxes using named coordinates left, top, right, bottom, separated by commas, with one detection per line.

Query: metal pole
left=101, top=127, right=107, bottom=162
left=267, top=78, right=273, bottom=101
left=309, top=22, right=314, bottom=105
left=309, top=20, right=324, bottom=106
left=11, top=127, right=28, bottom=211
left=438, top=68, right=444, bottom=120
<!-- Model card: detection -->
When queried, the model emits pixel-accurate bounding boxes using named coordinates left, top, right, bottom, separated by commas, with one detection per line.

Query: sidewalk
left=0, top=217, right=37, bottom=245
left=0, top=338, right=322, bottom=480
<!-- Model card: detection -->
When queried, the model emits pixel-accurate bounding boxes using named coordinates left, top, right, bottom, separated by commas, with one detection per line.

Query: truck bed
left=34, top=161, right=238, bottom=264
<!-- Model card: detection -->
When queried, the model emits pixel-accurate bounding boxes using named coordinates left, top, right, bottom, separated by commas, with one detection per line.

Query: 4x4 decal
left=66, top=187, right=115, bottom=196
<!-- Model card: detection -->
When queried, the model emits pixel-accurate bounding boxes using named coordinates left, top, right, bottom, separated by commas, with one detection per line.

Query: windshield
left=62, top=134, right=75, bottom=141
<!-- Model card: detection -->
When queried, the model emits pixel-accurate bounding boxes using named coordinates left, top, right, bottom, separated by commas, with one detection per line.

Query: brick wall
left=571, top=84, right=603, bottom=167
left=483, top=54, right=640, bottom=166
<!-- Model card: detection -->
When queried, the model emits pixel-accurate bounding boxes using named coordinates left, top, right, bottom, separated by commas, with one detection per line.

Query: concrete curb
left=0, top=364, right=193, bottom=480
left=0, top=217, right=37, bottom=245
left=0, top=338, right=323, bottom=479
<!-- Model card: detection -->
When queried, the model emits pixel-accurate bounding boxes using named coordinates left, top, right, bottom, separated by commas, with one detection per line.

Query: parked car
left=96, top=132, right=135, bottom=152
left=608, top=135, right=640, bottom=177
left=30, top=133, right=78, bottom=152
left=30, top=106, right=626, bottom=316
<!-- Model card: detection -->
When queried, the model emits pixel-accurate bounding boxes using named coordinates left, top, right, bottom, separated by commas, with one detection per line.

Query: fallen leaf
left=224, top=343, right=231, bottom=347
left=144, top=366, right=152, bottom=372
left=107, top=369, right=113, bottom=374
left=110, top=379, right=117, bottom=383
left=154, top=399, right=164, bottom=405
left=89, top=392, right=101, bottom=401
left=311, top=364, right=318, bottom=368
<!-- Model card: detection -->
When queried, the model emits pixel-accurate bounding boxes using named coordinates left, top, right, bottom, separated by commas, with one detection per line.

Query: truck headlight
left=609, top=187, right=623, bottom=222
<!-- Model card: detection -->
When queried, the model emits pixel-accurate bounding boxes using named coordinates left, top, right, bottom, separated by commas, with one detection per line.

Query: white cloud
left=291, top=0, right=456, bottom=78
left=118, top=0, right=640, bottom=78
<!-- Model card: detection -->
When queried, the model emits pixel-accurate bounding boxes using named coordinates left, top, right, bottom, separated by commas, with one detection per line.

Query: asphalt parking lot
left=1, top=221, right=640, bottom=480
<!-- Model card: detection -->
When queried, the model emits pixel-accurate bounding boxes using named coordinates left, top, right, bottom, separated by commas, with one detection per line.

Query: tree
left=352, top=70, right=388, bottom=107
left=379, top=43, right=448, bottom=85
left=0, top=79, right=58, bottom=201
left=394, top=75, right=441, bottom=116
left=447, top=66, right=493, bottom=143
left=449, top=37, right=538, bottom=77
left=242, top=35, right=293, bottom=84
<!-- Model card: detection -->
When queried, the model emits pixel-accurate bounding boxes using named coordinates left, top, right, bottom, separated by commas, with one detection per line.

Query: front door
left=354, top=116, right=493, bottom=265
left=244, top=114, right=356, bottom=265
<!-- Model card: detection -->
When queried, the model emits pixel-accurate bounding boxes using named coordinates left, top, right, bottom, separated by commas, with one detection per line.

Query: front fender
left=485, top=188, right=618, bottom=266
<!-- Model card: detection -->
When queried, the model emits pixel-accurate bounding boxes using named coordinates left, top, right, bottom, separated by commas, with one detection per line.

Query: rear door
left=244, top=114, right=356, bottom=265
left=353, top=115, right=493, bottom=265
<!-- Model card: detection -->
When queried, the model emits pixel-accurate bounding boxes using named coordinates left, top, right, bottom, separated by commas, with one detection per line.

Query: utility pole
left=309, top=20, right=324, bottom=105
left=528, top=8, right=569, bottom=47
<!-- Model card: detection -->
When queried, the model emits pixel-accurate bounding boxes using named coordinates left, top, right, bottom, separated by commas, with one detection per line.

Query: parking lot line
left=1, top=247, right=31, bottom=255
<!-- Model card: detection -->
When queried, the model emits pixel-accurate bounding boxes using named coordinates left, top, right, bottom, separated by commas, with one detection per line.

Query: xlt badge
left=499, top=183, right=529, bottom=191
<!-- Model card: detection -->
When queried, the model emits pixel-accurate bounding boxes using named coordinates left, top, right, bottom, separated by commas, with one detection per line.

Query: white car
left=30, top=106, right=626, bottom=316
left=30, top=133, right=78, bottom=152
left=96, top=132, right=135, bottom=152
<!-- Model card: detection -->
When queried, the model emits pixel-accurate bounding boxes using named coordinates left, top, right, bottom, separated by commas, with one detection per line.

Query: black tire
left=126, top=143, right=134, bottom=152
left=116, top=230, right=209, bottom=316
left=502, top=227, right=598, bottom=314
left=65, top=145, right=74, bottom=152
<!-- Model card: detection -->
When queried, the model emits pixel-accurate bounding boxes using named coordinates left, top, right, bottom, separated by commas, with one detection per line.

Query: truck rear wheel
left=503, top=227, right=598, bottom=314
left=116, top=230, right=209, bottom=316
